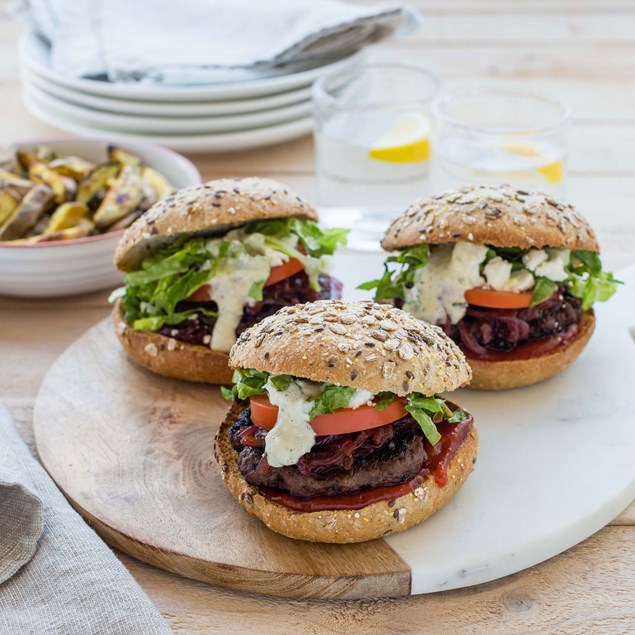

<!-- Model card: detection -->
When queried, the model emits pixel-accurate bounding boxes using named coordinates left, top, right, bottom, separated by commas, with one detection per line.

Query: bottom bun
left=214, top=400, right=479, bottom=543
left=467, top=310, right=595, bottom=391
left=112, top=299, right=233, bottom=384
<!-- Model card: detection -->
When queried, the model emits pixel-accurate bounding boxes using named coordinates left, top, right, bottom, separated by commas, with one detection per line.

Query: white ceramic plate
left=20, top=31, right=365, bottom=102
left=24, top=83, right=312, bottom=135
left=22, top=68, right=313, bottom=116
left=22, top=91, right=313, bottom=153
left=0, top=138, right=200, bottom=298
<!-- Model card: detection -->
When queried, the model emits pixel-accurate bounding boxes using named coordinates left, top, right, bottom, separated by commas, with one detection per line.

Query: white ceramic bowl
left=0, top=138, right=200, bottom=298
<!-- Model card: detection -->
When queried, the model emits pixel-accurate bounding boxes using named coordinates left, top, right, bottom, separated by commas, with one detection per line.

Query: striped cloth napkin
left=0, top=403, right=171, bottom=635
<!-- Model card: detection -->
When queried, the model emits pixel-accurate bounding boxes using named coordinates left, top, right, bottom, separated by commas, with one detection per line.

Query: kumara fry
left=29, top=161, right=77, bottom=204
left=93, top=166, right=144, bottom=229
left=0, top=144, right=176, bottom=242
left=47, top=202, right=89, bottom=232
left=0, top=184, right=53, bottom=241
left=0, top=188, right=21, bottom=226
left=49, top=156, right=94, bottom=180
left=76, top=162, right=121, bottom=204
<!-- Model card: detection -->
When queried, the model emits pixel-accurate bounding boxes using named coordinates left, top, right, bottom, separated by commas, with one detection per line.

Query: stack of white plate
left=19, top=32, right=365, bottom=153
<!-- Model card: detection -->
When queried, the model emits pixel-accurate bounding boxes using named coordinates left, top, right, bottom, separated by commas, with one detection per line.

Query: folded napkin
left=25, top=0, right=420, bottom=84
left=0, top=403, right=171, bottom=635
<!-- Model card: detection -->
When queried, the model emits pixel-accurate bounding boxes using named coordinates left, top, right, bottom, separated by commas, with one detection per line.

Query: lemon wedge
left=500, top=141, right=563, bottom=183
left=368, top=114, right=430, bottom=163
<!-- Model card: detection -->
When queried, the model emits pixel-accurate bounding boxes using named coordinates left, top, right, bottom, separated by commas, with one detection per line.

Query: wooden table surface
left=2, top=1, right=635, bottom=632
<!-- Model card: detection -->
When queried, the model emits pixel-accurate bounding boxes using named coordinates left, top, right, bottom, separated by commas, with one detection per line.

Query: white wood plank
left=402, top=14, right=635, bottom=44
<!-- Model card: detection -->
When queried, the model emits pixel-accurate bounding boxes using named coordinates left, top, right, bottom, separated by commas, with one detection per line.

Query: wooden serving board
left=33, top=257, right=635, bottom=599
left=32, top=320, right=411, bottom=599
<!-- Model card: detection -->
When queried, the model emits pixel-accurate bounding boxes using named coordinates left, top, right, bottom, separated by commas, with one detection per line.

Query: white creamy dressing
left=209, top=252, right=270, bottom=352
left=404, top=242, right=488, bottom=325
left=263, top=382, right=377, bottom=467
left=264, top=380, right=316, bottom=468
left=199, top=231, right=301, bottom=352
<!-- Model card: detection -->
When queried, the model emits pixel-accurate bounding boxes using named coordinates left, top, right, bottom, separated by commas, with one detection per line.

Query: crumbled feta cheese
left=484, top=257, right=513, bottom=291
left=143, top=343, right=158, bottom=357
left=522, top=248, right=549, bottom=272
left=348, top=389, right=374, bottom=409
left=522, top=247, right=569, bottom=282
left=535, top=248, right=570, bottom=282
left=505, top=270, right=535, bottom=292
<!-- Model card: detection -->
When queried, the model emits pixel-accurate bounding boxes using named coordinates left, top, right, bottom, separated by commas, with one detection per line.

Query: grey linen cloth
left=0, top=403, right=171, bottom=635
left=25, top=0, right=420, bottom=84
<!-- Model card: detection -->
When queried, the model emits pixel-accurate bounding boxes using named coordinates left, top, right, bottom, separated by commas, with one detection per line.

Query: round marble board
left=33, top=255, right=635, bottom=599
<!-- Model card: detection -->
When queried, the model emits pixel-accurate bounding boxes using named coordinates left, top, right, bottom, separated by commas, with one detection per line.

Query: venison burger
left=215, top=300, right=478, bottom=543
left=361, top=184, right=619, bottom=390
left=111, top=177, right=347, bottom=384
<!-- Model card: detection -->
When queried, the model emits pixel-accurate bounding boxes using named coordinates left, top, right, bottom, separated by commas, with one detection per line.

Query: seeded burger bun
left=215, top=300, right=478, bottom=543
left=113, top=177, right=317, bottom=384
left=115, top=177, right=317, bottom=271
left=381, top=184, right=598, bottom=391
left=382, top=183, right=598, bottom=253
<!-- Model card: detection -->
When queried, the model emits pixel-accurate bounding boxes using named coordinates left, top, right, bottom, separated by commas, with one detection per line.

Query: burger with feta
left=112, top=177, right=347, bottom=383
left=360, top=184, right=619, bottom=390
left=215, top=300, right=477, bottom=543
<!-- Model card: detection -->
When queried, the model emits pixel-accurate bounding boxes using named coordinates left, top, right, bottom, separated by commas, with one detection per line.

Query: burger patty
left=159, top=271, right=342, bottom=346
left=442, top=286, right=583, bottom=354
left=230, top=410, right=425, bottom=498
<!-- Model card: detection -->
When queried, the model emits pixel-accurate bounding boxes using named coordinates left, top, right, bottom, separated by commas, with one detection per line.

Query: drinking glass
left=313, top=63, right=441, bottom=250
left=431, top=87, right=571, bottom=197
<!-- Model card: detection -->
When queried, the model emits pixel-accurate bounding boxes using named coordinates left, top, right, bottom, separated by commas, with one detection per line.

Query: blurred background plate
left=20, top=31, right=365, bottom=102
left=23, top=83, right=312, bottom=135
left=21, top=93, right=313, bottom=152
left=22, top=68, right=313, bottom=116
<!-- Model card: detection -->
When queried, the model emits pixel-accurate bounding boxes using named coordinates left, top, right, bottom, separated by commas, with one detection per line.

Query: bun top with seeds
left=381, top=184, right=599, bottom=253
left=229, top=299, right=471, bottom=397
left=115, top=177, right=317, bottom=271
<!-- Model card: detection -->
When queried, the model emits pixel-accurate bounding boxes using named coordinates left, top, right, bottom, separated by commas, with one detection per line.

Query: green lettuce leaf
left=358, top=244, right=430, bottom=301
left=405, top=393, right=468, bottom=445
left=374, top=392, right=397, bottom=411
left=530, top=277, right=557, bottom=307
left=309, top=385, right=356, bottom=419
left=447, top=405, right=469, bottom=424
left=568, top=250, right=620, bottom=310
left=225, top=369, right=270, bottom=400
left=133, top=307, right=217, bottom=331
left=245, top=217, right=348, bottom=258
left=405, top=404, right=440, bottom=446
left=269, top=374, right=293, bottom=391
left=248, top=279, right=265, bottom=301
left=121, top=237, right=215, bottom=328
left=222, top=369, right=295, bottom=401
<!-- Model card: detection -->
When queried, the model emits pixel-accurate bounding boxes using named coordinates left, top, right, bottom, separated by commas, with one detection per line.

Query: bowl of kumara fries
left=0, top=138, right=200, bottom=297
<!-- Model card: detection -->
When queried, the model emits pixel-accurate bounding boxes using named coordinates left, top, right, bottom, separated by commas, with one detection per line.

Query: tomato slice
left=187, top=284, right=212, bottom=302
left=465, top=288, right=533, bottom=309
left=186, top=258, right=304, bottom=302
left=249, top=394, right=407, bottom=436
left=265, top=258, right=304, bottom=287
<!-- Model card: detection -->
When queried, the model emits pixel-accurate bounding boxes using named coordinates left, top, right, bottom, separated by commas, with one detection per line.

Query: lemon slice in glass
left=500, top=141, right=564, bottom=183
left=368, top=113, right=430, bottom=163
